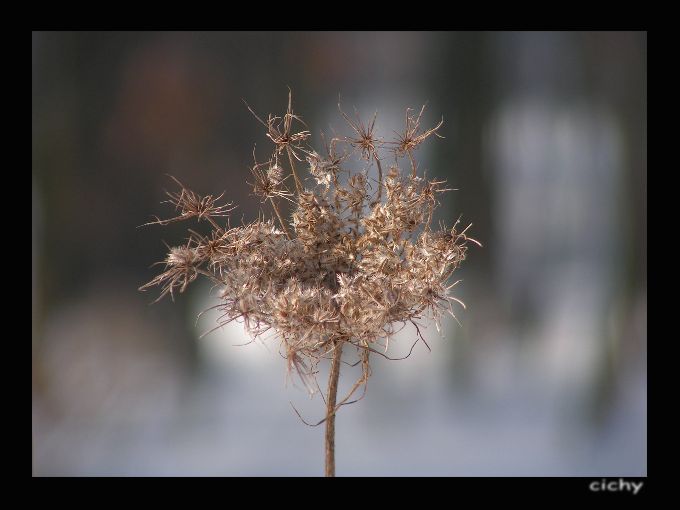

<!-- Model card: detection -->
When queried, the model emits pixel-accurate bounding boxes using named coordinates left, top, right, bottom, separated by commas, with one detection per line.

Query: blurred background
left=32, top=31, right=646, bottom=476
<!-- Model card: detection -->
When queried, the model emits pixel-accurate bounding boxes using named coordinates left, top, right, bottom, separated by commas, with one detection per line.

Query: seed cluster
left=141, top=92, right=479, bottom=401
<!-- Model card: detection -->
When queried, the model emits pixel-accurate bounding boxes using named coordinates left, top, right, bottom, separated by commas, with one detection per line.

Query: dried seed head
left=143, top=176, right=235, bottom=228
left=139, top=243, right=200, bottom=302
left=392, top=105, right=444, bottom=157
left=250, top=159, right=289, bottom=201
left=245, top=89, right=311, bottom=160
left=141, top=92, right=478, bottom=403
left=338, top=104, right=382, bottom=161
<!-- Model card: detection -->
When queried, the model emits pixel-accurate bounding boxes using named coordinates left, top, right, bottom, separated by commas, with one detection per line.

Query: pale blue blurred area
left=32, top=31, right=646, bottom=476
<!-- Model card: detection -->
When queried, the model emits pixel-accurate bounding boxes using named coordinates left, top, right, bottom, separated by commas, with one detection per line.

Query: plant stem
left=325, top=339, right=344, bottom=477
left=287, top=148, right=304, bottom=194
left=206, top=215, right=225, bottom=234
left=373, top=152, right=383, bottom=204
left=408, top=151, right=417, bottom=178
left=269, top=197, right=292, bottom=239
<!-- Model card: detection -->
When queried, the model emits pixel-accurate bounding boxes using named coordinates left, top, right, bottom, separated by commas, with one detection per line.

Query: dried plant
left=140, top=91, right=480, bottom=476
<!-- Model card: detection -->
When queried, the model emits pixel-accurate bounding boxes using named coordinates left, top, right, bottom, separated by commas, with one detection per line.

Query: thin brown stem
left=408, top=151, right=417, bottom=178
left=325, top=339, right=344, bottom=477
left=269, top=197, right=292, bottom=239
left=287, top=148, right=304, bottom=194
left=373, top=152, right=383, bottom=204
left=205, top=215, right=224, bottom=234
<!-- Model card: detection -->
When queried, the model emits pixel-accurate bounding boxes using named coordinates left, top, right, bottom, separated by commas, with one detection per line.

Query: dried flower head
left=143, top=175, right=235, bottom=232
left=391, top=104, right=444, bottom=177
left=139, top=242, right=201, bottom=303
left=338, top=105, right=381, bottom=161
left=248, top=154, right=290, bottom=203
left=140, top=91, right=479, bottom=476
left=245, top=89, right=311, bottom=193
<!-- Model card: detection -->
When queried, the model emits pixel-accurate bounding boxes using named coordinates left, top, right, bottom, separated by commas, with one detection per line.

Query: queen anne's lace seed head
left=140, top=92, right=480, bottom=399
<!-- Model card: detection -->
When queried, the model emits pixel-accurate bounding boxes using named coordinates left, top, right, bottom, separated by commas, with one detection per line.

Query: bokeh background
left=32, top=31, right=646, bottom=476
